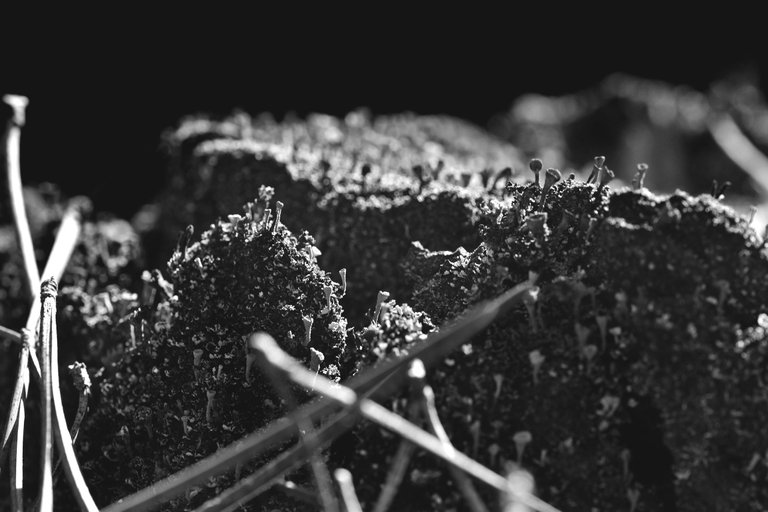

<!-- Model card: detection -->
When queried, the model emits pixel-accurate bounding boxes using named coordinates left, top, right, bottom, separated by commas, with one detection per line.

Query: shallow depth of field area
left=2, top=72, right=768, bottom=512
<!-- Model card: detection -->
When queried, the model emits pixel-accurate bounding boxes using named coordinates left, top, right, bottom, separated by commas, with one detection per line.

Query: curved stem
left=49, top=310, right=99, bottom=511
left=3, top=94, right=39, bottom=299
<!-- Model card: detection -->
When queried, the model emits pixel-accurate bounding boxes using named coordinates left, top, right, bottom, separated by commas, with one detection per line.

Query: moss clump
left=401, top=175, right=768, bottom=511
left=318, top=184, right=487, bottom=320
left=342, top=299, right=435, bottom=376
left=334, top=300, right=447, bottom=510
left=147, top=112, right=519, bottom=320
left=78, top=197, right=348, bottom=510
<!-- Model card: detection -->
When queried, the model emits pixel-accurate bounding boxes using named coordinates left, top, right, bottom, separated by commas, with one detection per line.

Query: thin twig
left=104, top=283, right=533, bottom=512
left=253, top=334, right=562, bottom=512
left=0, top=324, right=22, bottom=344
left=372, top=438, right=415, bottom=512
left=252, top=333, right=339, bottom=512
left=371, top=362, right=425, bottom=512
left=255, top=333, right=507, bottom=489
left=192, top=387, right=373, bottom=512
left=410, top=360, right=488, bottom=512
left=39, top=278, right=57, bottom=512
left=334, top=469, right=363, bottom=512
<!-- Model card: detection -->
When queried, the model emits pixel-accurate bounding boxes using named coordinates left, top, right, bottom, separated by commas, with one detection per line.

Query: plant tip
left=529, top=159, right=543, bottom=187
left=3, top=94, right=29, bottom=125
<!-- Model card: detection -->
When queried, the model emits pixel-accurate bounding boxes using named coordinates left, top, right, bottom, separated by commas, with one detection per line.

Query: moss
left=6, top=103, right=768, bottom=512
left=149, top=112, right=519, bottom=320
left=78, top=199, right=348, bottom=510
left=317, top=184, right=486, bottom=320
left=333, top=300, right=446, bottom=510
left=402, top=177, right=768, bottom=510
left=58, top=284, right=139, bottom=367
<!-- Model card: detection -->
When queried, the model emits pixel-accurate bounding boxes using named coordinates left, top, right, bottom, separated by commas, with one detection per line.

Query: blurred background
left=3, top=22, right=768, bottom=224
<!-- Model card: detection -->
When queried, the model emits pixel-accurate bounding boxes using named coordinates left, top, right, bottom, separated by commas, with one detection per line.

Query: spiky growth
left=402, top=178, right=768, bottom=510
left=77, top=203, right=349, bottom=509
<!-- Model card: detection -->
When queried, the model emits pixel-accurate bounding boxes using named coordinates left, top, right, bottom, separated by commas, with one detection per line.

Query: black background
left=3, top=21, right=766, bottom=218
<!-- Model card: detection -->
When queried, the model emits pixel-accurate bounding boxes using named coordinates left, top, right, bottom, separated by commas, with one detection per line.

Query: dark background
left=3, top=26, right=766, bottom=218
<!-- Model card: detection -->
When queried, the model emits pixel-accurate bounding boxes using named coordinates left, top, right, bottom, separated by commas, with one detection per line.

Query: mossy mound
left=147, top=112, right=520, bottom=320
left=78, top=195, right=349, bottom=510
left=400, top=176, right=768, bottom=511
left=334, top=300, right=448, bottom=510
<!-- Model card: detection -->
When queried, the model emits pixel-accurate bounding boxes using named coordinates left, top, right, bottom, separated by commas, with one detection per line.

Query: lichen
left=402, top=176, right=768, bottom=510
left=147, top=112, right=520, bottom=320
left=77, top=198, right=348, bottom=510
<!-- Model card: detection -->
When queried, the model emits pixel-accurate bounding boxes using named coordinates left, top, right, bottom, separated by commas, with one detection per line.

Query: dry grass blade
left=253, top=333, right=563, bottom=512
left=10, top=405, right=25, bottom=511
left=48, top=298, right=99, bottom=511
left=334, top=469, right=363, bottom=512
left=38, top=279, right=57, bottom=511
left=253, top=334, right=509, bottom=491
left=66, top=363, right=91, bottom=443
left=3, top=94, right=39, bottom=298
left=371, top=362, right=425, bottom=512
left=252, top=332, right=339, bottom=512
left=192, top=389, right=372, bottom=512
left=409, top=360, right=488, bottom=512
left=0, top=329, right=33, bottom=476
left=2, top=97, right=86, bottom=507
left=0, top=326, right=41, bottom=384
left=105, top=283, right=532, bottom=512
left=1, top=94, right=42, bottom=496
left=0, top=325, right=22, bottom=344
